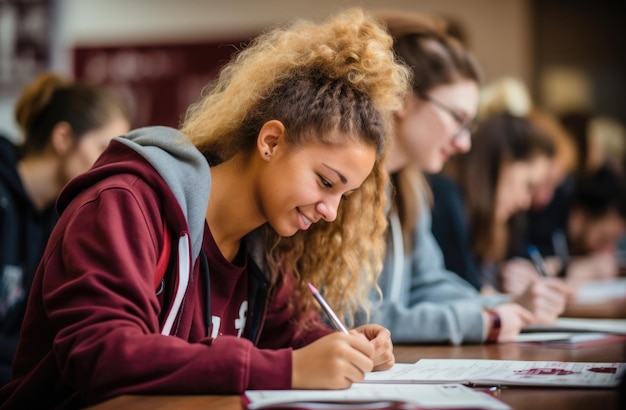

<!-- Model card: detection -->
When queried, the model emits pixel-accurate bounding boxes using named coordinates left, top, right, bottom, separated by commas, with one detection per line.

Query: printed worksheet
left=364, top=359, right=626, bottom=388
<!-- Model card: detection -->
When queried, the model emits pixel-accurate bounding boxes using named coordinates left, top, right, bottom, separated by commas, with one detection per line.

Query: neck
left=17, top=155, right=63, bottom=211
left=387, top=129, right=409, bottom=174
left=206, top=154, right=266, bottom=260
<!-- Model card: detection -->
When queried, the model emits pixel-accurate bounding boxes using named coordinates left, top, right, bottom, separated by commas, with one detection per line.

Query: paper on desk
left=363, top=359, right=626, bottom=388
left=514, top=332, right=612, bottom=343
left=243, top=383, right=510, bottom=409
left=574, top=278, right=626, bottom=303
left=522, top=317, right=626, bottom=335
left=512, top=332, right=626, bottom=348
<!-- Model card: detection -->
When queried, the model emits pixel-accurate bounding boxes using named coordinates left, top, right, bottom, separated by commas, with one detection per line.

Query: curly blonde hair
left=181, top=8, right=411, bottom=326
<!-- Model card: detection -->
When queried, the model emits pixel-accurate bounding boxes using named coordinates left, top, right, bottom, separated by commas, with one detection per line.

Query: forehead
left=291, top=140, right=376, bottom=185
left=500, top=158, right=549, bottom=189
left=428, top=80, right=480, bottom=113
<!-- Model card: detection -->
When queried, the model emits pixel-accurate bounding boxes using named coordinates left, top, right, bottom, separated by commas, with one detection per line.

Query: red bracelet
left=486, top=309, right=501, bottom=343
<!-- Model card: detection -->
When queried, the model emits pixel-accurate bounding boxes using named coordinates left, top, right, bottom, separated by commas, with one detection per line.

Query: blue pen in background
left=551, top=229, right=570, bottom=267
left=528, top=245, right=551, bottom=278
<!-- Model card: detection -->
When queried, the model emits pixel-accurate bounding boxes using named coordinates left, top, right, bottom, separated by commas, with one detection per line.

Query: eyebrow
left=322, top=163, right=347, bottom=184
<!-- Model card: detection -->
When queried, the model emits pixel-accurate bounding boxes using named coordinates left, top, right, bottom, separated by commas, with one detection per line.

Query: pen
left=307, top=282, right=349, bottom=334
left=528, top=245, right=550, bottom=278
left=551, top=229, right=570, bottom=266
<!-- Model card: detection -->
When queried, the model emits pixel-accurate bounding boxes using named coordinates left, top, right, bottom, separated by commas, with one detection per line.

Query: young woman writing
left=0, top=9, right=410, bottom=408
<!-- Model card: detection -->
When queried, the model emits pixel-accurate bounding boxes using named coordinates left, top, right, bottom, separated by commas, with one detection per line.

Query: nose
left=453, top=129, right=472, bottom=153
left=315, top=194, right=342, bottom=222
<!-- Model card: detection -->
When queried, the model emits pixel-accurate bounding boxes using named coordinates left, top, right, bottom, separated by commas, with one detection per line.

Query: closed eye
left=319, top=175, right=333, bottom=189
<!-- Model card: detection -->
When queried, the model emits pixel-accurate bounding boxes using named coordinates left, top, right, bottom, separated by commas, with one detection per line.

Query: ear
left=50, top=122, right=75, bottom=156
left=257, top=120, right=286, bottom=160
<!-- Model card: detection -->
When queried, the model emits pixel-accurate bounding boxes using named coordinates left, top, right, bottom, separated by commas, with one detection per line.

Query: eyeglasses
left=422, top=95, right=477, bottom=139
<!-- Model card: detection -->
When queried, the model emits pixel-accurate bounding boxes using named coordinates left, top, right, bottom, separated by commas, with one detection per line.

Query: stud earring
left=264, top=151, right=268, bottom=156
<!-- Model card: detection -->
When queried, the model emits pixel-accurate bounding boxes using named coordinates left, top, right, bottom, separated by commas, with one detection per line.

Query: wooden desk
left=564, top=298, right=626, bottom=319
left=89, top=341, right=626, bottom=410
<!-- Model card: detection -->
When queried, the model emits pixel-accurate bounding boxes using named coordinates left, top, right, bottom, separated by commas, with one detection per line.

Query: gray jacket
left=369, top=192, right=507, bottom=345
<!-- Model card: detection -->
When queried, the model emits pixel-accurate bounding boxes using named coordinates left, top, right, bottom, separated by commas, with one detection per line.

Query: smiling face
left=258, top=136, right=376, bottom=237
left=390, top=80, right=479, bottom=174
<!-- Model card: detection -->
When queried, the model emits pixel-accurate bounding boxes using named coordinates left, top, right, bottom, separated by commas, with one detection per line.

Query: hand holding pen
left=289, top=283, right=375, bottom=389
left=528, top=245, right=551, bottom=277
left=308, top=282, right=395, bottom=371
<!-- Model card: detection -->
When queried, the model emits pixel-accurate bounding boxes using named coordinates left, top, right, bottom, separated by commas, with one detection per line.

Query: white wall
left=1, top=0, right=530, bottom=139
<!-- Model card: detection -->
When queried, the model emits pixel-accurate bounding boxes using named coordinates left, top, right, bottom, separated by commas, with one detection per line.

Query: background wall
left=6, top=0, right=625, bottom=142
left=0, top=0, right=531, bottom=139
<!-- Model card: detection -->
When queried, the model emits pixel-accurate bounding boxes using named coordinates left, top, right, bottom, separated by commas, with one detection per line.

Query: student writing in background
left=0, top=9, right=410, bottom=409
left=430, top=112, right=571, bottom=323
left=0, top=72, right=130, bottom=388
left=505, top=163, right=626, bottom=295
left=360, top=10, right=559, bottom=346
left=480, top=80, right=626, bottom=294
left=515, top=112, right=626, bottom=286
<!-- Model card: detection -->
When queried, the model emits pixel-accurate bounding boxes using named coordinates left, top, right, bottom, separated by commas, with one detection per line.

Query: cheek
left=259, top=161, right=309, bottom=216
left=400, top=113, right=436, bottom=153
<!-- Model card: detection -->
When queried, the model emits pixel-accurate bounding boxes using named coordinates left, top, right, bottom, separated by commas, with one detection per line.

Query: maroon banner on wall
left=73, top=37, right=253, bottom=129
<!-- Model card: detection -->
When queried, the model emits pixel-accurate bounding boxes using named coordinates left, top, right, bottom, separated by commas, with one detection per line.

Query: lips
left=296, top=208, right=312, bottom=231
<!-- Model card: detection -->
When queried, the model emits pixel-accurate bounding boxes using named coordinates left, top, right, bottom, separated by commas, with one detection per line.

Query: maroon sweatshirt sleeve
left=40, top=183, right=292, bottom=403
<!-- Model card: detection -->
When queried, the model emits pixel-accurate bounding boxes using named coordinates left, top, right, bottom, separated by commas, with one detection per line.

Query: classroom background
left=0, top=0, right=625, bottom=139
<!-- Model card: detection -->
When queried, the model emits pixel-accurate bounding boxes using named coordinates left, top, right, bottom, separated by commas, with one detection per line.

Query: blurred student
left=430, top=113, right=570, bottom=323
left=0, top=9, right=410, bottom=408
left=0, top=73, right=130, bottom=387
left=363, top=11, right=559, bottom=346
left=505, top=108, right=626, bottom=293
left=505, top=163, right=626, bottom=294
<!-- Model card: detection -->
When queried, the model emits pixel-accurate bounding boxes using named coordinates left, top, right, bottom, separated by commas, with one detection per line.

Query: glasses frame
left=421, top=94, right=477, bottom=139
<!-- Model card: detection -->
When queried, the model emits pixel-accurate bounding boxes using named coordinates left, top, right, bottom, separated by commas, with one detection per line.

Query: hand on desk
left=566, top=252, right=619, bottom=286
left=292, top=331, right=374, bottom=389
left=490, top=303, right=534, bottom=342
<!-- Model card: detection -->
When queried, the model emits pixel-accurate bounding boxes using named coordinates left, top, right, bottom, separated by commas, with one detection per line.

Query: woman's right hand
left=490, top=303, right=535, bottom=342
left=500, top=257, right=542, bottom=296
left=511, top=278, right=572, bottom=324
left=292, top=332, right=375, bottom=389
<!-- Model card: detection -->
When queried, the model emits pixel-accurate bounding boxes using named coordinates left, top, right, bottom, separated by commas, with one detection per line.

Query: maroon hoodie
left=0, top=127, right=332, bottom=409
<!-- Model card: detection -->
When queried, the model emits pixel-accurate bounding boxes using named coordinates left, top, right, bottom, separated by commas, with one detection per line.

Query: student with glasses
left=419, top=93, right=478, bottom=139
left=361, top=10, right=567, bottom=345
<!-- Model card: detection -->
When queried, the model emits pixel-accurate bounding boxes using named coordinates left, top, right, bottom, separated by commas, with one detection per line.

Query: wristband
left=485, top=309, right=501, bottom=343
